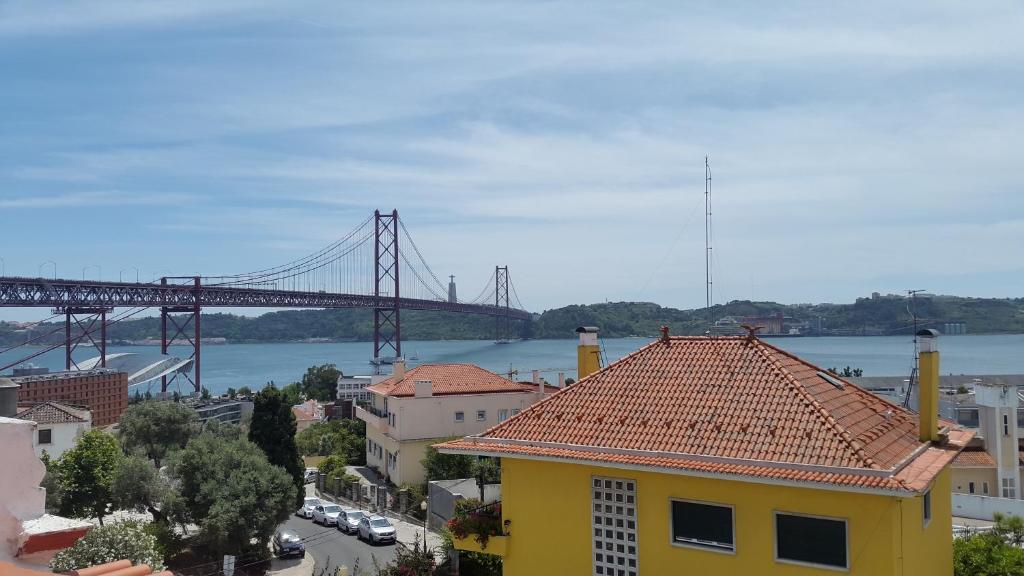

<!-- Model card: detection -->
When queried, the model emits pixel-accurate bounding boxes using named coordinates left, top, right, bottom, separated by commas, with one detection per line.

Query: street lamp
left=0, top=256, right=5, bottom=276
left=82, top=264, right=101, bottom=280
left=119, top=267, right=139, bottom=283
left=420, top=497, right=429, bottom=545
left=39, top=261, right=56, bottom=279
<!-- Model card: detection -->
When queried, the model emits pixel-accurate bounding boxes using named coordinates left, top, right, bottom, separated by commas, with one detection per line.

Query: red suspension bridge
left=0, top=210, right=530, bottom=393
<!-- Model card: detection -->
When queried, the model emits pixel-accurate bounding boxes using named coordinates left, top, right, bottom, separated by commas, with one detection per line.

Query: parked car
left=272, top=528, right=305, bottom=558
left=297, top=496, right=321, bottom=518
left=304, top=468, right=318, bottom=484
left=358, top=515, right=397, bottom=544
left=312, top=503, right=344, bottom=526
left=337, top=508, right=366, bottom=534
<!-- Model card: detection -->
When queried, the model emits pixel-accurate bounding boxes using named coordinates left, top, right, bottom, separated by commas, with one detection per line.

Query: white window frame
left=773, top=510, right=849, bottom=572
left=476, top=410, right=487, bottom=421
left=498, top=409, right=509, bottom=423
left=668, top=498, right=736, bottom=554
left=454, top=411, right=464, bottom=423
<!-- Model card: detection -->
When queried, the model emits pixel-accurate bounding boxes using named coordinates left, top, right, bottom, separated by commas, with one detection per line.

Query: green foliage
left=237, top=386, right=251, bottom=396
left=111, top=452, right=182, bottom=525
left=448, top=500, right=503, bottom=548
left=226, top=387, right=237, bottom=399
left=295, top=419, right=366, bottom=465
left=280, top=381, right=302, bottom=406
left=40, top=451, right=64, bottom=514
left=57, top=429, right=122, bottom=523
left=373, top=537, right=436, bottom=576
left=143, top=520, right=187, bottom=563
left=200, top=386, right=211, bottom=400
left=953, top=514, right=1024, bottom=575
left=118, top=400, right=200, bottom=467
left=171, top=431, right=298, bottom=557
left=248, top=384, right=304, bottom=503
left=957, top=385, right=971, bottom=395
left=318, top=454, right=348, bottom=480
left=300, top=363, right=342, bottom=401
left=827, top=366, right=864, bottom=377
left=422, top=444, right=476, bottom=481
left=50, top=520, right=164, bottom=573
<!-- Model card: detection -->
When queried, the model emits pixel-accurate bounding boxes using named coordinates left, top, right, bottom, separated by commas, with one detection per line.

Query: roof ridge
left=751, top=339, right=879, bottom=469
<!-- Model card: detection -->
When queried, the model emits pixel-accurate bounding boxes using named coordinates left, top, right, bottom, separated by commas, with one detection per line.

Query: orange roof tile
left=439, top=336, right=972, bottom=494
left=954, top=450, right=997, bottom=468
left=367, top=364, right=533, bottom=397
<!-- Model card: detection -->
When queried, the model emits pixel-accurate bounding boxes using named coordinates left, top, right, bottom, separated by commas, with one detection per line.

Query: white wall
left=952, top=493, right=1024, bottom=520
left=34, top=421, right=90, bottom=460
left=0, top=417, right=46, bottom=562
left=389, top=391, right=541, bottom=441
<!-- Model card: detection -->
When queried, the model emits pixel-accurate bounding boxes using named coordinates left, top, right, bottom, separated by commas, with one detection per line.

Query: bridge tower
left=160, top=276, right=201, bottom=395
left=374, top=210, right=401, bottom=365
left=495, top=266, right=512, bottom=342
left=55, top=306, right=111, bottom=370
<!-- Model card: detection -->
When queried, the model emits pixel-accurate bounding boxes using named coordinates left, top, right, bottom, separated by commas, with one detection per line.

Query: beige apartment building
left=952, top=380, right=1022, bottom=498
left=355, top=362, right=546, bottom=486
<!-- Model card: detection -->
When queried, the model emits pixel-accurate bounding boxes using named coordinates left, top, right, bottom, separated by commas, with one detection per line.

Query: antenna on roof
left=705, top=156, right=714, bottom=334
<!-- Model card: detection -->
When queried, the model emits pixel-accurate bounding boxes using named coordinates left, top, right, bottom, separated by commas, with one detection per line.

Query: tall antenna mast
left=705, top=156, right=714, bottom=332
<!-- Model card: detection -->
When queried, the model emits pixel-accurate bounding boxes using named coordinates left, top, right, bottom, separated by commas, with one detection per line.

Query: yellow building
left=440, top=328, right=971, bottom=575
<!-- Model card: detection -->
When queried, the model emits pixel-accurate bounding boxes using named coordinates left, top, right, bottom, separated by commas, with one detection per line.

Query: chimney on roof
left=575, top=326, right=601, bottom=381
left=531, top=370, right=539, bottom=384
left=660, top=326, right=670, bottom=344
left=558, top=371, right=565, bottom=387
left=0, top=378, right=18, bottom=418
left=414, top=379, right=433, bottom=398
left=392, top=359, right=406, bottom=380
left=917, top=329, right=940, bottom=442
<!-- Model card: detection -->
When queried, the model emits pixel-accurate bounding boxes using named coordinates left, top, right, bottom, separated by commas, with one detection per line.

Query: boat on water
left=369, top=356, right=398, bottom=366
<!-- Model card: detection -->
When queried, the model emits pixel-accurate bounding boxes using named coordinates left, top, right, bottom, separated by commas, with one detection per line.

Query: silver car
left=312, top=503, right=344, bottom=526
left=358, top=515, right=397, bottom=544
left=337, top=508, right=366, bottom=534
left=297, top=496, right=321, bottom=519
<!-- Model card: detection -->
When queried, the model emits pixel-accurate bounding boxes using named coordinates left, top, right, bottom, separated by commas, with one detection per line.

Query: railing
left=449, top=501, right=507, bottom=555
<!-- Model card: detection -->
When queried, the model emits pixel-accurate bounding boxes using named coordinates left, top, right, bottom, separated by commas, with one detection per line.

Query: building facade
left=357, top=362, right=546, bottom=486
left=441, top=330, right=969, bottom=576
left=11, top=369, right=127, bottom=427
left=15, top=402, right=91, bottom=459
left=337, top=374, right=375, bottom=406
left=951, top=380, right=1022, bottom=499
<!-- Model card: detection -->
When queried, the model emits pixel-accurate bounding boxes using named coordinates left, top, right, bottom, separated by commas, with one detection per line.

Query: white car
left=312, top=503, right=344, bottom=526
left=297, top=496, right=321, bottom=519
left=358, top=515, right=397, bottom=544
left=337, top=508, right=366, bottom=534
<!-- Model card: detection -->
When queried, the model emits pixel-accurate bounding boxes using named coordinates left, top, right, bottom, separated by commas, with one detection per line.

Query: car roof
left=368, top=515, right=388, bottom=521
left=304, top=497, right=320, bottom=503
left=277, top=529, right=299, bottom=538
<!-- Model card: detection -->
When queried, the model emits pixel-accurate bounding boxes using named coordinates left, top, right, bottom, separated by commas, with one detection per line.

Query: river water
left=2, top=334, right=1023, bottom=396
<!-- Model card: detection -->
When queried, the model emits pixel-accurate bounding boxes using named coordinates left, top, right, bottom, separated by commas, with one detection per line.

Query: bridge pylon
left=160, top=276, right=201, bottom=395
left=495, top=266, right=512, bottom=342
left=373, top=210, right=401, bottom=368
left=52, top=306, right=112, bottom=371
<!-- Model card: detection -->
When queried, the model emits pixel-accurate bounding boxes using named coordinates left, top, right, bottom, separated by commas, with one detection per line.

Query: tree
left=200, top=386, right=211, bottom=400
left=57, top=429, right=122, bottom=524
left=111, top=453, right=181, bottom=525
left=422, top=444, right=475, bottom=481
left=118, top=400, right=200, bottom=467
left=280, top=381, right=302, bottom=406
left=295, top=419, right=366, bottom=465
left=226, top=387, right=237, bottom=399
left=40, top=451, right=64, bottom=514
left=248, top=384, right=304, bottom=502
left=50, top=520, right=164, bottom=573
left=171, top=431, right=297, bottom=557
left=318, top=454, right=347, bottom=481
left=954, top=531, right=1024, bottom=576
left=237, top=385, right=251, bottom=397
left=300, top=364, right=342, bottom=401
left=996, top=513, right=1024, bottom=548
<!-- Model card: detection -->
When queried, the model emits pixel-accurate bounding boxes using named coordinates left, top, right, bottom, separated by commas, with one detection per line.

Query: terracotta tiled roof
left=954, top=450, right=997, bottom=468
left=367, top=364, right=533, bottom=397
left=16, top=401, right=90, bottom=425
left=439, top=336, right=972, bottom=494
left=0, top=559, right=172, bottom=576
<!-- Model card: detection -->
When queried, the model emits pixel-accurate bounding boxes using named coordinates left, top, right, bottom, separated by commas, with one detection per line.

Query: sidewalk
left=309, top=484, right=444, bottom=552
left=267, top=552, right=314, bottom=576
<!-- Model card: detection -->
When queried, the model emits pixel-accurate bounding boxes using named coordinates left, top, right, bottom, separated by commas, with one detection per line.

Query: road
left=281, top=512, right=398, bottom=574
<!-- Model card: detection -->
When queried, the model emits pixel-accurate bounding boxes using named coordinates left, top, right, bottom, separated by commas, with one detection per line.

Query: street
left=282, top=512, right=398, bottom=574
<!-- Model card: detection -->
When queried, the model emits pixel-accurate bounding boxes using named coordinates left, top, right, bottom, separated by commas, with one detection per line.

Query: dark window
left=38, top=429, right=52, bottom=444
left=923, top=491, right=932, bottom=524
left=671, top=500, right=734, bottom=551
left=775, top=513, right=847, bottom=569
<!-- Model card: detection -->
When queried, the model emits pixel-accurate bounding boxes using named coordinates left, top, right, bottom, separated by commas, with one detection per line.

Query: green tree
left=237, top=385, right=251, bottom=396
left=300, top=364, right=342, bottom=401
left=200, top=386, right=211, bottom=400
left=248, top=384, right=304, bottom=502
left=40, top=451, right=64, bottom=514
left=318, top=454, right=348, bottom=480
left=954, top=531, right=1024, bottom=576
left=995, top=512, right=1024, bottom=548
left=50, top=520, right=164, bottom=573
left=171, top=431, right=297, bottom=557
left=295, top=420, right=366, bottom=465
left=119, top=400, right=200, bottom=467
left=421, top=444, right=475, bottom=481
left=57, top=429, right=122, bottom=524
left=226, top=387, right=237, bottom=399
left=280, top=381, right=302, bottom=406
left=111, top=453, right=181, bottom=525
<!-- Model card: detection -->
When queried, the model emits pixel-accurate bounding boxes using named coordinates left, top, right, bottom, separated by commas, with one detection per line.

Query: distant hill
left=1, top=295, right=1022, bottom=346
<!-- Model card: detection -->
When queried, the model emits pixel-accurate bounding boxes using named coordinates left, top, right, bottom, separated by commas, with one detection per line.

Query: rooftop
left=16, top=401, right=90, bottom=425
left=440, top=335, right=971, bottom=494
left=368, top=364, right=534, bottom=397
left=8, top=369, right=121, bottom=383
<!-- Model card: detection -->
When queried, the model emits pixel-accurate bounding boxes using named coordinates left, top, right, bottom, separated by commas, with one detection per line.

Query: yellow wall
left=952, top=467, right=996, bottom=496
left=500, top=458, right=952, bottom=576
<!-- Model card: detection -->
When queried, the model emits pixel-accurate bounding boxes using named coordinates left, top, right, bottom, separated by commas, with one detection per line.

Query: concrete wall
left=34, top=420, right=90, bottom=460
left=0, top=417, right=46, bottom=562
left=952, top=493, right=1024, bottom=521
left=952, top=468, right=997, bottom=496
left=428, top=479, right=501, bottom=530
left=389, top=391, right=540, bottom=441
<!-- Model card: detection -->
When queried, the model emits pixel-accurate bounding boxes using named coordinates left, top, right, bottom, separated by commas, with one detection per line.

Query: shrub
left=447, top=500, right=503, bottom=549
left=51, top=521, right=164, bottom=573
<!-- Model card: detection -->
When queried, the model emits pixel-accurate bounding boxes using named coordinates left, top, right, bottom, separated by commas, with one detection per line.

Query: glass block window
left=591, top=476, right=638, bottom=576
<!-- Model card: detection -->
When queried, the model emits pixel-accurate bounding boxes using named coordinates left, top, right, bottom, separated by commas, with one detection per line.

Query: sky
left=1, top=1, right=1023, bottom=321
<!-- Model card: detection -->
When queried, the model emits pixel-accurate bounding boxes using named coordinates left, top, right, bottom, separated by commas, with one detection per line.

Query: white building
left=337, top=374, right=377, bottom=406
left=15, top=402, right=91, bottom=459
left=355, top=362, right=547, bottom=486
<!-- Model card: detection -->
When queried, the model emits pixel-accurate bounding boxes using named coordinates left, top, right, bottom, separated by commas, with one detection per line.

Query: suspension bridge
left=0, top=210, right=530, bottom=393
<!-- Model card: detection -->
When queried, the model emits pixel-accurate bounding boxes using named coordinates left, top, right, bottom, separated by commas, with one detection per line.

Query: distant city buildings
left=292, top=399, right=325, bottom=433
left=187, top=397, right=252, bottom=426
left=10, top=369, right=127, bottom=427
left=337, top=374, right=375, bottom=406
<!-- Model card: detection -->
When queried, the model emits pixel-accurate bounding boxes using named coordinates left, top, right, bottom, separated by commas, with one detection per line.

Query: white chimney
left=558, top=372, right=565, bottom=387
left=414, top=379, right=433, bottom=398
left=392, top=360, right=406, bottom=380
left=531, top=370, right=540, bottom=384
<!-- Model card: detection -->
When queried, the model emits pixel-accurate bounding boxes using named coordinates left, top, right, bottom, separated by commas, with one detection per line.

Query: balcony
left=448, top=501, right=507, bottom=556
left=354, top=405, right=389, bottom=434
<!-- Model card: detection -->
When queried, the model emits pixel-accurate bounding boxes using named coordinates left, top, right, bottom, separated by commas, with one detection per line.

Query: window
left=984, top=482, right=990, bottom=495
left=1005, top=414, right=1011, bottom=437
left=1003, top=478, right=1016, bottom=499
left=511, top=408, right=521, bottom=416
left=775, top=512, right=847, bottom=570
left=455, top=411, right=465, bottom=423
left=38, top=429, right=52, bottom=445
left=670, top=499, right=734, bottom=552
left=591, top=476, right=637, bottom=576
left=498, top=409, right=509, bottom=423
left=476, top=410, right=487, bottom=421
left=923, top=490, right=932, bottom=526
left=969, top=482, right=976, bottom=494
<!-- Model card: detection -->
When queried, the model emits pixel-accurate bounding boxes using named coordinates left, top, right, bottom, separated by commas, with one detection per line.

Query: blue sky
left=1, top=1, right=1022, bottom=321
